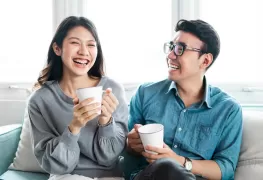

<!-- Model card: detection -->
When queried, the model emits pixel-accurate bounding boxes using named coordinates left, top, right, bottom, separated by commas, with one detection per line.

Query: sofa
left=0, top=110, right=263, bottom=180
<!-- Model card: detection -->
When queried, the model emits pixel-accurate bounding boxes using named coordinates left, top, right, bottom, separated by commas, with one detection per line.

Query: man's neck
left=176, top=76, right=205, bottom=108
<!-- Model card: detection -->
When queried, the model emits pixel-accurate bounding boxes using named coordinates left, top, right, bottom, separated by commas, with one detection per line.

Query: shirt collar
left=166, top=81, right=178, bottom=94
left=200, top=77, right=212, bottom=109
left=166, top=77, right=212, bottom=109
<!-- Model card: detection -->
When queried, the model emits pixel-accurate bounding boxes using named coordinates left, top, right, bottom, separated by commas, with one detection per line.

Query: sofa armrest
left=0, top=124, right=22, bottom=175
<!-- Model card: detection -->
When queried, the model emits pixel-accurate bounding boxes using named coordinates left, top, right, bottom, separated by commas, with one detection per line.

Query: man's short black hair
left=176, top=19, right=220, bottom=69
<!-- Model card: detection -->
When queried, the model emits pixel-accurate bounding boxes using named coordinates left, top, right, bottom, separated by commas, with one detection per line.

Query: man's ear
left=201, top=53, right=213, bottom=70
left=52, top=42, right=62, bottom=56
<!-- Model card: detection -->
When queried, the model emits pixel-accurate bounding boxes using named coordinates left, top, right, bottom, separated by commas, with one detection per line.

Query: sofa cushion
left=235, top=110, right=263, bottom=180
left=235, top=163, right=263, bottom=180
left=0, top=124, right=21, bottom=176
left=0, top=170, right=49, bottom=180
left=8, top=98, right=46, bottom=173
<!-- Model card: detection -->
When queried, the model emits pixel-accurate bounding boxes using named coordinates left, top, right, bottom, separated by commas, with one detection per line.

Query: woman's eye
left=71, top=41, right=79, bottom=44
left=88, top=44, right=96, bottom=47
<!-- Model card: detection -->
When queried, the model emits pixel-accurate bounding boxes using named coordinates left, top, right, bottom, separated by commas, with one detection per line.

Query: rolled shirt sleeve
left=212, top=104, right=243, bottom=180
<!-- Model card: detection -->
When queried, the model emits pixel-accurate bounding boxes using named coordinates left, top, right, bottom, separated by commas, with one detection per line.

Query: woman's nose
left=78, top=44, right=89, bottom=56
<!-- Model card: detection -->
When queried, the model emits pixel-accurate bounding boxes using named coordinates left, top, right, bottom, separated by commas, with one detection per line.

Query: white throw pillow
left=8, top=98, right=46, bottom=173
left=235, top=110, right=263, bottom=180
left=238, top=110, right=263, bottom=162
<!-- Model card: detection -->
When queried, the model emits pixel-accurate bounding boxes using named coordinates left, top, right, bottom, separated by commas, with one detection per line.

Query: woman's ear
left=52, top=42, right=62, bottom=56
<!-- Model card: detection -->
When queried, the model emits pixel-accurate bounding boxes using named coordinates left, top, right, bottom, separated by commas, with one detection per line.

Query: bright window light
left=86, top=0, right=172, bottom=84
left=199, top=0, right=263, bottom=83
left=0, top=1, right=52, bottom=82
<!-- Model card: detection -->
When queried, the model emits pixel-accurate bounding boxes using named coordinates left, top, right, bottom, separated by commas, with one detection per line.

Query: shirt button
left=178, top=127, right=182, bottom=132
left=183, top=109, right=186, bottom=112
left=174, top=145, right=177, bottom=148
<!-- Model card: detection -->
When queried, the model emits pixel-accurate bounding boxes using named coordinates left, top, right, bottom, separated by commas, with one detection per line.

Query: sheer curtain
left=0, top=1, right=52, bottom=82
left=85, top=0, right=172, bottom=84
left=199, top=0, right=263, bottom=83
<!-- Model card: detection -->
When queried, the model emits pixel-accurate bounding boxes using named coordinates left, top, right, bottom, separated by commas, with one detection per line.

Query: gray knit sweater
left=28, top=76, right=128, bottom=178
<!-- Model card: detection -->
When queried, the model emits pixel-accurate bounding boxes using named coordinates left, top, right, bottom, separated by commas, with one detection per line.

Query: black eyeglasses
left=163, top=41, right=204, bottom=56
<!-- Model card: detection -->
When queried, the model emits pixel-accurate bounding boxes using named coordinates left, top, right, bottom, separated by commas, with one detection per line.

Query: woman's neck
left=59, top=74, right=100, bottom=98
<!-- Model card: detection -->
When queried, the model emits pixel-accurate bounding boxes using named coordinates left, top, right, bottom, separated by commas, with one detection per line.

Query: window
left=199, top=0, right=263, bottom=83
left=0, top=1, right=52, bottom=82
left=86, top=0, right=172, bottom=83
left=194, top=0, right=263, bottom=106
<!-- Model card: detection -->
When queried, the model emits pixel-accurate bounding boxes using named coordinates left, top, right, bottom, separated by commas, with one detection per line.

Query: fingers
left=145, top=145, right=167, bottom=154
left=128, top=136, right=143, bottom=144
left=142, top=151, right=159, bottom=160
left=129, top=141, right=144, bottom=153
left=128, top=128, right=141, bottom=139
left=101, top=89, right=119, bottom=116
left=74, top=102, right=101, bottom=116
left=105, top=88, right=112, bottom=94
left=127, top=128, right=144, bottom=153
left=163, top=143, right=169, bottom=148
left=102, top=98, right=115, bottom=114
left=102, top=94, right=118, bottom=110
left=107, top=91, right=119, bottom=106
left=81, top=108, right=100, bottom=122
left=101, top=104, right=111, bottom=117
left=146, top=158, right=155, bottom=164
left=134, top=124, right=143, bottom=132
left=73, top=97, right=79, bottom=105
left=130, top=144, right=144, bottom=152
left=74, top=97, right=95, bottom=110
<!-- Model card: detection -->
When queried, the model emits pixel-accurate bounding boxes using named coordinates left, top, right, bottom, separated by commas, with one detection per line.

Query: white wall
left=0, top=82, right=137, bottom=126
left=0, top=0, right=262, bottom=126
left=0, top=82, right=263, bottom=126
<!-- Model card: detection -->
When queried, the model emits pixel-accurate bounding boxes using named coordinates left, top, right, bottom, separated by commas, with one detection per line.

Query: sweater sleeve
left=93, top=82, right=129, bottom=166
left=28, top=98, right=80, bottom=175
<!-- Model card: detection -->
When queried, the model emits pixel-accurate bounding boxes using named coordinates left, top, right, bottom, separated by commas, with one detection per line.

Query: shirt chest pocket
left=144, top=102, right=164, bottom=124
left=190, top=124, right=219, bottom=156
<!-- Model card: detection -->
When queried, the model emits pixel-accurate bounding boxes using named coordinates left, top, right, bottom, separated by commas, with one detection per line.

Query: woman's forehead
left=66, top=26, right=95, bottom=41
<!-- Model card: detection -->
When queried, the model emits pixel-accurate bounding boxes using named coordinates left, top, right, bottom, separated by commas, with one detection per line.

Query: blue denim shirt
left=128, top=78, right=243, bottom=180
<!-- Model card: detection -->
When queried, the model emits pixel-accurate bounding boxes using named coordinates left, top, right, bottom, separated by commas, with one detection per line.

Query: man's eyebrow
left=174, top=41, right=187, bottom=46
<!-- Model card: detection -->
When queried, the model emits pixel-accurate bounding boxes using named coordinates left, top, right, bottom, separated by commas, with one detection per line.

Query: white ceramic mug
left=76, top=86, right=103, bottom=114
left=138, top=123, right=164, bottom=154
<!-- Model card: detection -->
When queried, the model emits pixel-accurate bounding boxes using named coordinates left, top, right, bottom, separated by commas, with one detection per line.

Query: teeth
left=169, top=65, right=179, bottom=70
left=73, top=59, right=88, bottom=65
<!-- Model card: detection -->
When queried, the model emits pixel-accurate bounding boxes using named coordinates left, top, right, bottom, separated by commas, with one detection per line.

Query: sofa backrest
left=235, top=110, right=263, bottom=180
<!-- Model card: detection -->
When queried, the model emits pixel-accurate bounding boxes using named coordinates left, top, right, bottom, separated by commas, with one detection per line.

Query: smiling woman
left=28, top=16, right=128, bottom=180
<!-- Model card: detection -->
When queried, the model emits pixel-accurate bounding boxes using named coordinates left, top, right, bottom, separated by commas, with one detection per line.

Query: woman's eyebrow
left=68, top=37, right=95, bottom=42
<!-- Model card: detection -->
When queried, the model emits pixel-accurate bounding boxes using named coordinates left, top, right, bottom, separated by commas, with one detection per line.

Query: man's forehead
left=172, top=31, right=180, bottom=41
left=172, top=31, right=203, bottom=47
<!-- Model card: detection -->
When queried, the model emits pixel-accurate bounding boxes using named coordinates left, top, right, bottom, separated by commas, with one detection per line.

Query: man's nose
left=167, top=50, right=177, bottom=60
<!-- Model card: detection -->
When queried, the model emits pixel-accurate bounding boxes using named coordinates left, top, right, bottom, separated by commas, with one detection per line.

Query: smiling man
left=127, top=19, right=243, bottom=180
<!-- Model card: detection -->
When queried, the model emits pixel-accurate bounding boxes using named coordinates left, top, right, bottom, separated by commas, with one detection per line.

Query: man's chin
left=168, top=75, right=179, bottom=82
